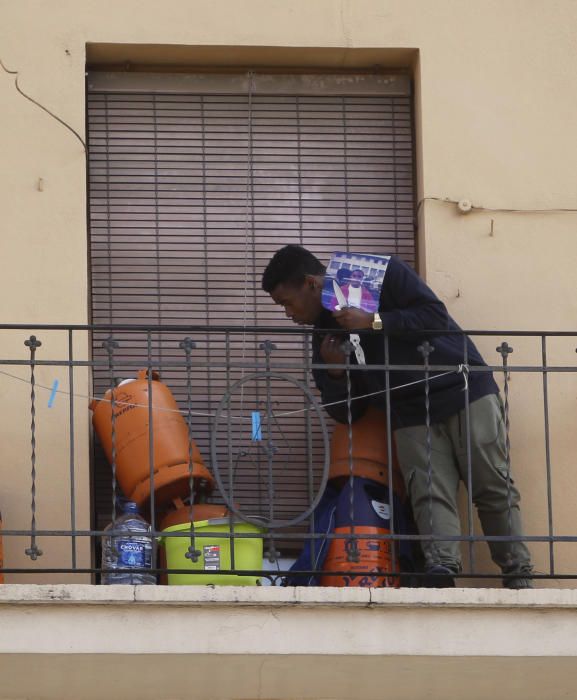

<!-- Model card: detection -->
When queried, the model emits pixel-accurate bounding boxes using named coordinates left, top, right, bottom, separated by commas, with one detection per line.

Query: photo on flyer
left=322, top=251, right=391, bottom=313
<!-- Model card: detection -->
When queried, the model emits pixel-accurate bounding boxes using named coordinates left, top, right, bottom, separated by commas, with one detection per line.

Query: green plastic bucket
left=160, top=517, right=264, bottom=586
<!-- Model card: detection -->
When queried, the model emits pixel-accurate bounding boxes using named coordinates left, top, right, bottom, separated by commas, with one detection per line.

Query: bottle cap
left=123, top=501, right=139, bottom=514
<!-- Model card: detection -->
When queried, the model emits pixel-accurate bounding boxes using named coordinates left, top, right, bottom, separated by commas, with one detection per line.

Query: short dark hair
left=261, top=245, right=326, bottom=293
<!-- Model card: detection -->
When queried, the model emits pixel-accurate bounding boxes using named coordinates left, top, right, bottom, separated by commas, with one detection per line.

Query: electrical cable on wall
left=416, top=196, right=577, bottom=218
left=2, top=59, right=575, bottom=216
left=0, top=58, right=86, bottom=152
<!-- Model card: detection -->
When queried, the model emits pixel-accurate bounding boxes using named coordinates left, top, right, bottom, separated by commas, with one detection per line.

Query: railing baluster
left=344, top=339, right=359, bottom=565
left=146, top=331, right=157, bottom=572
left=418, top=340, right=435, bottom=568
left=542, top=335, right=555, bottom=575
left=462, top=334, right=475, bottom=576
left=496, top=342, right=515, bottom=544
left=303, top=331, right=316, bottom=579
left=180, top=337, right=200, bottom=564
left=24, top=335, right=43, bottom=561
left=384, top=333, right=397, bottom=583
left=68, top=329, right=77, bottom=569
left=261, top=340, right=280, bottom=565
left=102, top=337, right=119, bottom=528
left=225, top=331, right=236, bottom=574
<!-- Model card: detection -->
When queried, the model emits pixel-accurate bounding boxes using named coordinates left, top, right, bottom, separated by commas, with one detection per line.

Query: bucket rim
left=160, top=517, right=266, bottom=533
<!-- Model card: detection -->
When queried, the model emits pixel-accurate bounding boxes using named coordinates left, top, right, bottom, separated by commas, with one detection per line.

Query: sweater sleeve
left=379, top=256, right=450, bottom=334
left=311, top=335, right=369, bottom=425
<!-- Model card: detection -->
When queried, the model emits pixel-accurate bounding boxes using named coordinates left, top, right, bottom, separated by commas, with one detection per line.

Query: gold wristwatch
left=372, top=312, right=383, bottom=331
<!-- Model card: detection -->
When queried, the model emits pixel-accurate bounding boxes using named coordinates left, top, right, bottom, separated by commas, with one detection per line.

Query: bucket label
left=371, top=500, right=390, bottom=521
left=118, top=540, right=145, bottom=568
left=204, top=545, right=220, bottom=571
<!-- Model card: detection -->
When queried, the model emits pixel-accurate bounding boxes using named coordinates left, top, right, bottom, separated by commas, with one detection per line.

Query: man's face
left=270, top=277, right=323, bottom=325
left=350, top=270, right=364, bottom=288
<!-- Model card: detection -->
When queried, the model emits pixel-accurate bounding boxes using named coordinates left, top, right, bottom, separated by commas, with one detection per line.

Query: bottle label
left=204, top=545, right=220, bottom=571
left=118, top=540, right=147, bottom=568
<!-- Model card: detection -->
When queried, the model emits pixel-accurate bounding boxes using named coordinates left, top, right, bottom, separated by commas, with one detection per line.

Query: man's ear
left=304, top=274, right=317, bottom=290
left=305, top=275, right=322, bottom=291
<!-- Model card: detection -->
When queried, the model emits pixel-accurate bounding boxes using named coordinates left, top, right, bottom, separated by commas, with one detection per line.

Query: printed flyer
left=322, top=251, right=390, bottom=313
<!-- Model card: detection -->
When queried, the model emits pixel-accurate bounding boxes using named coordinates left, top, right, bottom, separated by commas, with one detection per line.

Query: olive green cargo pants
left=394, top=393, right=532, bottom=575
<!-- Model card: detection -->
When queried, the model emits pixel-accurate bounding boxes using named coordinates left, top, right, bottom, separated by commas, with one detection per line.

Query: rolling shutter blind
left=87, top=72, right=415, bottom=530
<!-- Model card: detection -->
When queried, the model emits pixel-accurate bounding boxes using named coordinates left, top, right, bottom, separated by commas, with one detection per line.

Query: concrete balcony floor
left=1, top=584, right=577, bottom=700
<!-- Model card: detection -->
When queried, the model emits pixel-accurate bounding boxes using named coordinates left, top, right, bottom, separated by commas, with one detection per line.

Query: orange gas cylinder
left=158, top=498, right=228, bottom=531
left=329, top=406, right=405, bottom=497
left=90, top=370, right=214, bottom=509
left=320, top=525, right=399, bottom=588
left=320, top=478, right=400, bottom=588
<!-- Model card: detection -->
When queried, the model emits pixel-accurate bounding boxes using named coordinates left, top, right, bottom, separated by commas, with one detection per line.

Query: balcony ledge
left=2, top=584, right=577, bottom=700
left=2, top=582, right=577, bottom=608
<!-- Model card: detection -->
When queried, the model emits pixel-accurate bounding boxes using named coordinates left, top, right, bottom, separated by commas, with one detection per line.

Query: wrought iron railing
left=0, top=323, right=576, bottom=586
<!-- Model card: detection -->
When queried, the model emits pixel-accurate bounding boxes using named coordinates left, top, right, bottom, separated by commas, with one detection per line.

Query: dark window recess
left=86, top=72, right=416, bottom=533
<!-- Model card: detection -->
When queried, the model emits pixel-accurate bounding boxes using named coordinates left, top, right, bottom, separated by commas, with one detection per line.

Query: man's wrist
left=359, top=311, right=373, bottom=329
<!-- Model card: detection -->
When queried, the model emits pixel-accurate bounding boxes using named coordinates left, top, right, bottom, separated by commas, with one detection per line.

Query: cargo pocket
left=405, top=468, right=416, bottom=497
left=469, top=394, right=505, bottom=448
left=495, top=463, right=515, bottom=486
left=489, top=462, right=522, bottom=510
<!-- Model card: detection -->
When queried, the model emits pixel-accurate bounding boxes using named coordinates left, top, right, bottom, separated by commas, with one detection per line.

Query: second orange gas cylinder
left=329, top=406, right=405, bottom=497
left=320, top=478, right=400, bottom=588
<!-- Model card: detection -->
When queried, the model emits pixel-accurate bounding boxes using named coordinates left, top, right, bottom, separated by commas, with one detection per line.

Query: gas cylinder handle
left=137, top=368, right=160, bottom=381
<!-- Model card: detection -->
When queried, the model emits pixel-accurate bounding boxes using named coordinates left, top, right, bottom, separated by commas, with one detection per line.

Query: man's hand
left=320, top=334, right=347, bottom=379
left=333, top=307, right=373, bottom=330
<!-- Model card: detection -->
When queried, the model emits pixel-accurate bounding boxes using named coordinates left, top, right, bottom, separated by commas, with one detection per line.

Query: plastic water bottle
left=101, top=501, right=156, bottom=585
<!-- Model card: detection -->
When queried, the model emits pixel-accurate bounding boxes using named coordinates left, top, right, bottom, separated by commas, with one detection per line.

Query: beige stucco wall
left=0, top=0, right=576, bottom=584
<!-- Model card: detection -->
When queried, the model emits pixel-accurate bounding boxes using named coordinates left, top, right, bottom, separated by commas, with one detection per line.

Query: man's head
left=336, top=268, right=351, bottom=286
left=262, top=245, right=326, bottom=325
left=349, top=269, right=365, bottom=288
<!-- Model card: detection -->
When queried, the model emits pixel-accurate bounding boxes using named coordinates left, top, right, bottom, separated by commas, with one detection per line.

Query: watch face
left=372, top=313, right=383, bottom=330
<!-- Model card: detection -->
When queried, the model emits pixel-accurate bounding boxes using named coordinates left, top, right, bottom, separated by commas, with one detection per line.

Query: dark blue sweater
left=312, top=256, right=498, bottom=429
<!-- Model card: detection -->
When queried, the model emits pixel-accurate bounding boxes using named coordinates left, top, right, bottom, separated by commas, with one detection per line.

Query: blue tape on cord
left=47, top=379, right=59, bottom=408
left=251, top=411, right=262, bottom=441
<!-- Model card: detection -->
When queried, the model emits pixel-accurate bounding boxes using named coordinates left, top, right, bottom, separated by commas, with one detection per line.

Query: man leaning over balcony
left=261, top=245, right=533, bottom=589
